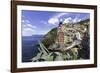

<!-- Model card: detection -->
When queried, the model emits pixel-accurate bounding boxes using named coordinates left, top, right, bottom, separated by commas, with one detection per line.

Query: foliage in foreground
left=31, top=41, right=81, bottom=62
left=31, top=19, right=90, bottom=62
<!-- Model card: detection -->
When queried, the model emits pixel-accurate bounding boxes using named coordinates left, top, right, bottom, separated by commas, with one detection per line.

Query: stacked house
left=56, top=21, right=68, bottom=49
left=56, top=20, right=87, bottom=50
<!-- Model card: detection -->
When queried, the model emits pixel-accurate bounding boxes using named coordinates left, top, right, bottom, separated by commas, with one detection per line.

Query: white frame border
left=17, top=5, right=94, bottom=68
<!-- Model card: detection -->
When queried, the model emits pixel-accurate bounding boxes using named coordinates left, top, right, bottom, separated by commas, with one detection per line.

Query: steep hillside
left=41, top=19, right=90, bottom=49
left=41, top=28, right=57, bottom=48
left=32, top=19, right=90, bottom=62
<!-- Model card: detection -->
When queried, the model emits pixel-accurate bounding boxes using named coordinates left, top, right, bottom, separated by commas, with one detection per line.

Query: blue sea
left=22, top=35, right=44, bottom=62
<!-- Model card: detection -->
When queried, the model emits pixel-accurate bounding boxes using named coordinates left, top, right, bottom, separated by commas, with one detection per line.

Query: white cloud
left=41, top=20, right=48, bottom=25
left=48, top=17, right=59, bottom=25
left=27, top=24, right=37, bottom=29
left=62, top=16, right=82, bottom=24
left=22, top=19, right=30, bottom=23
left=48, top=13, right=68, bottom=25
left=77, top=19, right=81, bottom=22
left=22, top=19, right=37, bottom=36
left=38, top=30, right=49, bottom=35
left=22, top=28, right=35, bottom=36
left=22, top=25, right=36, bottom=36
left=22, top=20, right=25, bottom=23
left=73, top=17, right=81, bottom=23
left=23, top=28, right=34, bottom=32
left=72, top=14, right=81, bottom=23
left=26, top=20, right=30, bottom=23
left=63, top=17, right=72, bottom=23
left=54, top=13, right=68, bottom=18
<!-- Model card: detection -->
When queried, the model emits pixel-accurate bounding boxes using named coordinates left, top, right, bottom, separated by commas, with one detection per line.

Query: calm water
left=22, top=35, right=44, bottom=62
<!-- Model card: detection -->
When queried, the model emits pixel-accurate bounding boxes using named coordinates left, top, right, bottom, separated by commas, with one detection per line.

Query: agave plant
left=31, top=41, right=80, bottom=62
left=31, top=41, right=49, bottom=62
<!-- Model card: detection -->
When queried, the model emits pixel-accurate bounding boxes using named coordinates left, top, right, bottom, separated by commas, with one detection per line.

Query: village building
left=56, top=21, right=68, bottom=48
left=56, top=20, right=86, bottom=49
left=54, top=18, right=90, bottom=52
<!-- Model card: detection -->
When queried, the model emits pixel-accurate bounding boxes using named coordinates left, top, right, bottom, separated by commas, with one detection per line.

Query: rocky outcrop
left=32, top=19, right=90, bottom=62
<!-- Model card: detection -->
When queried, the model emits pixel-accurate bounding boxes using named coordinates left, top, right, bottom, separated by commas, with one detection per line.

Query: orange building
left=57, top=21, right=67, bottom=47
left=58, top=32, right=64, bottom=45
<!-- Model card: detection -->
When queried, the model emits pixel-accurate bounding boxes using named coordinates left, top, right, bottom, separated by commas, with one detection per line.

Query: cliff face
left=41, top=19, right=89, bottom=51
left=41, top=28, right=57, bottom=48
left=32, top=19, right=90, bottom=62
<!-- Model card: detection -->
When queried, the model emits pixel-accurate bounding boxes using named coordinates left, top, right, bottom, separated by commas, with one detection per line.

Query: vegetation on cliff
left=31, top=19, right=90, bottom=62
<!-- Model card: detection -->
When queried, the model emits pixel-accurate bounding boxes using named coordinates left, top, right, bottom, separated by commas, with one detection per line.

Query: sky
left=21, top=10, right=90, bottom=36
